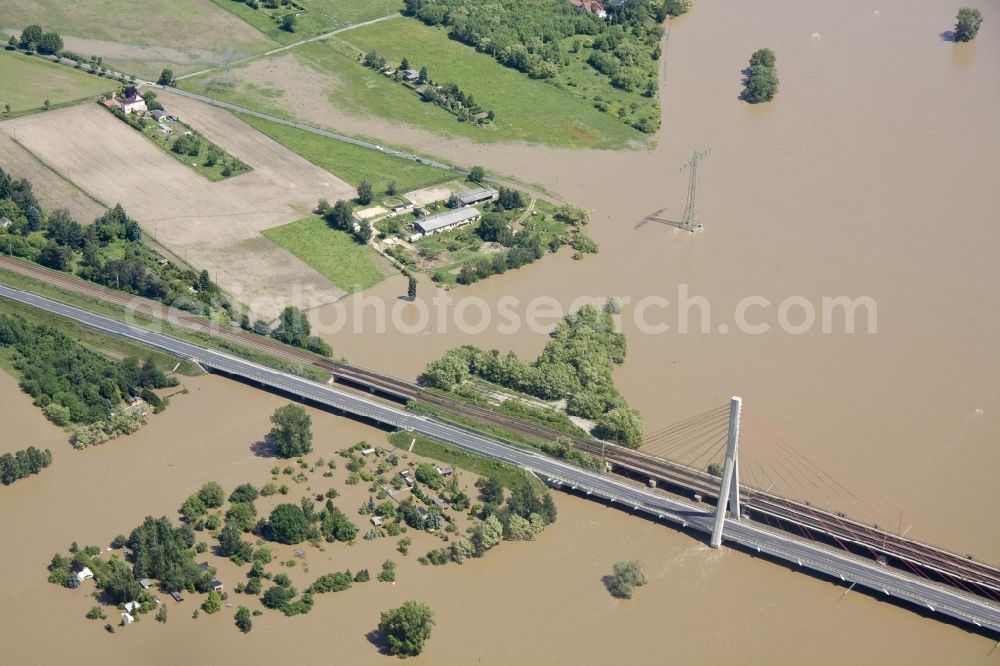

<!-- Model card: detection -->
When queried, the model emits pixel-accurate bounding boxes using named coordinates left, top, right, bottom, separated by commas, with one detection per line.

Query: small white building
left=121, top=612, right=135, bottom=625
left=123, top=601, right=141, bottom=613
left=120, top=93, right=146, bottom=114
left=76, top=567, right=94, bottom=583
left=360, top=447, right=376, bottom=456
left=211, top=579, right=224, bottom=592
left=370, top=516, right=383, bottom=528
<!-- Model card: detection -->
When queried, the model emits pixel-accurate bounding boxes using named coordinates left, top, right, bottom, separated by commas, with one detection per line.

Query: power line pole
left=679, top=149, right=709, bottom=231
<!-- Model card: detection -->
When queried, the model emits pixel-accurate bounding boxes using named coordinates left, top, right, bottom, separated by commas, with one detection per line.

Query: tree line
left=402, top=0, right=664, bottom=99
left=0, top=446, right=52, bottom=485
left=421, top=302, right=644, bottom=446
left=0, top=167, right=232, bottom=319
left=362, top=51, right=496, bottom=125
left=11, top=24, right=63, bottom=55
left=0, top=313, right=176, bottom=426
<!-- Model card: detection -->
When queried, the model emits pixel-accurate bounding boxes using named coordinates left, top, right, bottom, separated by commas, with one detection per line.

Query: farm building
left=119, top=90, right=146, bottom=114
left=569, top=0, right=607, bottom=17
left=401, top=69, right=421, bottom=82
left=412, top=206, right=481, bottom=237
left=151, top=110, right=166, bottom=121
left=456, top=187, right=498, bottom=207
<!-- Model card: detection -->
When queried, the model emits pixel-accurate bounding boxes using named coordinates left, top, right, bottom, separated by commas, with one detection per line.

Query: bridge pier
left=710, top=396, right=743, bottom=548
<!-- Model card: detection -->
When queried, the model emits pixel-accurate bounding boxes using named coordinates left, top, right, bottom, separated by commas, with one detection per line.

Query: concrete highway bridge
left=1, top=283, right=998, bottom=638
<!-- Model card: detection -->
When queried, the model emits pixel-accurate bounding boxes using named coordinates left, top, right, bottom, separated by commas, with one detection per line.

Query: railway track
left=3, top=255, right=998, bottom=600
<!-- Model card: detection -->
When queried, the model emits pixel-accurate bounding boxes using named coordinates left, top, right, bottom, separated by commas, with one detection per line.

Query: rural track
left=174, top=12, right=405, bottom=82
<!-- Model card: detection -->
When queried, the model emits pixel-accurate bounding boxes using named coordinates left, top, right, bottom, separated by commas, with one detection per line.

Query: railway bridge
left=1, top=283, right=998, bottom=637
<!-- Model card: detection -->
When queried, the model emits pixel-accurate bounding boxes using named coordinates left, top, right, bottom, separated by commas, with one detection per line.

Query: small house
left=139, top=578, right=154, bottom=590
left=121, top=612, right=135, bottom=625
left=401, top=69, right=420, bottom=82
left=381, top=67, right=397, bottom=77
left=370, top=516, right=383, bottom=528
left=569, top=0, right=607, bottom=17
left=433, top=465, right=454, bottom=477
left=151, top=109, right=166, bottom=121
left=416, top=505, right=429, bottom=519
left=211, top=580, right=223, bottom=592
left=75, top=567, right=94, bottom=583
left=123, top=601, right=141, bottom=613
left=198, top=561, right=211, bottom=570
left=399, top=470, right=415, bottom=487
left=360, top=447, right=376, bottom=456
left=433, top=496, right=449, bottom=509
left=102, top=98, right=117, bottom=110
left=158, top=123, right=172, bottom=136
left=120, top=92, right=146, bottom=114
left=170, top=591, right=183, bottom=602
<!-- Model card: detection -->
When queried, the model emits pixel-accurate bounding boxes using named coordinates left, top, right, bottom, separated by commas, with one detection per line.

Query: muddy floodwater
left=1, top=0, right=998, bottom=662
left=0, top=372, right=996, bottom=665
left=312, top=0, right=1000, bottom=560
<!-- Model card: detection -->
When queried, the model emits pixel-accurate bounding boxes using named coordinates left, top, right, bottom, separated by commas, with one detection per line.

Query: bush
left=235, top=606, right=252, bottom=633
left=202, top=590, right=223, bottom=614
left=198, top=481, right=225, bottom=508
left=262, top=584, right=296, bottom=609
left=266, top=504, right=311, bottom=544
left=955, top=7, right=984, bottom=42
left=606, top=560, right=647, bottom=599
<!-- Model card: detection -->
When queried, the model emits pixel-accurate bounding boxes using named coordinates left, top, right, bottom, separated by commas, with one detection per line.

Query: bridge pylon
left=710, top=396, right=743, bottom=548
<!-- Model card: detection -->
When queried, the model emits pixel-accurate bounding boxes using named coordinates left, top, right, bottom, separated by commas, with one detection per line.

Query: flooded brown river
left=2, top=0, right=999, bottom=662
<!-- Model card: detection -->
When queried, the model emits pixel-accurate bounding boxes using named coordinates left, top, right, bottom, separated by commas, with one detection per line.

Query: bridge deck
left=1, top=284, right=998, bottom=637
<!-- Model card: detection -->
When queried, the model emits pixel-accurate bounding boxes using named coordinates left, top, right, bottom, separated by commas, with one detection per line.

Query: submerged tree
left=268, top=404, right=313, bottom=458
left=954, top=7, right=984, bottom=41
left=606, top=560, right=647, bottom=599
left=378, top=600, right=435, bottom=657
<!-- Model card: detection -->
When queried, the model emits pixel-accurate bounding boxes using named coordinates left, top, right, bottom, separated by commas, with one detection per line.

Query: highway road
left=2, top=284, right=998, bottom=636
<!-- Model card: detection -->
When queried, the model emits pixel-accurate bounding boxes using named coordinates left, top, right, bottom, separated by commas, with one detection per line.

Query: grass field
left=263, top=215, right=387, bottom=291
left=0, top=51, right=111, bottom=115
left=238, top=113, right=451, bottom=191
left=209, top=0, right=403, bottom=44
left=2, top=0, right=275, bottom=79
left=185, top=19, right=645, bottom=149
left=329, top=19, right=646, bottom=148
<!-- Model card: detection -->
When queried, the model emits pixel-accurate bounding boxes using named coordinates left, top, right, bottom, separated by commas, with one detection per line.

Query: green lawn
left=263, top=215, right=386, bottom=291
left=238, top=113, right=451, bottom=191
left=209, top=0, right=403, bottom=44
left=2, top=0, right=277, bottom=80
left=0, top=51, right=112, bottom=115
left=329, top=19, right=647, bottom=148
left=185, top=19, right=645, bottom=149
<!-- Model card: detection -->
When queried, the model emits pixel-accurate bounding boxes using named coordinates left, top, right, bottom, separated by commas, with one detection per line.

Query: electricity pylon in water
left=679, top=149, right=709, bottom=231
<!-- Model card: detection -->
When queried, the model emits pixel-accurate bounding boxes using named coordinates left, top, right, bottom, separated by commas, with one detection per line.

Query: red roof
left=570, top=0, right=604, bottom=11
